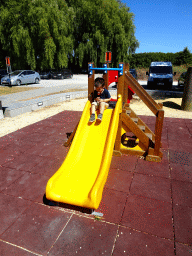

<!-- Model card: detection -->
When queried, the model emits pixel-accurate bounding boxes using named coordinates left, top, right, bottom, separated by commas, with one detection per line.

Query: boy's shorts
left=92, top=101, right=109, bottom=110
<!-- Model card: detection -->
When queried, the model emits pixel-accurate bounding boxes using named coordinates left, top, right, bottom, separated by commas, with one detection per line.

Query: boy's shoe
left=89, top=114, right=95, bottom=123
left=97, top=113, right=103, bottom=121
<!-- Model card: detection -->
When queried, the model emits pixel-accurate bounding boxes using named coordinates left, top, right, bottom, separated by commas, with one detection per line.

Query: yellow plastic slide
left=46, top=96, right=122, bottom=209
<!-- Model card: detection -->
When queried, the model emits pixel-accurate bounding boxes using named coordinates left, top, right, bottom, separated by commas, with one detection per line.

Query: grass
left=0, top=85, right=40, bottom=96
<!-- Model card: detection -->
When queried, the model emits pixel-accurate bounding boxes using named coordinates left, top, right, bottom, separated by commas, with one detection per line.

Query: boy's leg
left=89, top=102, right=97, bottom=122
left=91, top=102, right=96, bottom=114
left=97, top=102, right=109, bottom=121
left=99, top=102, right=109, bottom=114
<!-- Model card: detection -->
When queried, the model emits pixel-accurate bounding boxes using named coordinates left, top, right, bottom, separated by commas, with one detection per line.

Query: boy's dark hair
left=95, top=77, right=105, bottom=88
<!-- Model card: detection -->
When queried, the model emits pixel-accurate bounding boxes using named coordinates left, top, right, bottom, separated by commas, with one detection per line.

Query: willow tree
left=66, top=0, right=139, bottom=68
left=0, top=0, right=74, bottom=70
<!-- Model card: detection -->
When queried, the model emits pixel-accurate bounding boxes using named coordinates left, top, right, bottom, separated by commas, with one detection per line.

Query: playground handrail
left=125, top=72, right=162, bottom=116
left=124, top=71, right=164, bottom=158
left=88, top=63, right=123, bottom=75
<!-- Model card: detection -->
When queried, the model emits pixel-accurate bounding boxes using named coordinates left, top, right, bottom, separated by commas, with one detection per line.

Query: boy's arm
left=101, top=97, right=111, bottom=103
left=102, top=89, right=111, bottom=102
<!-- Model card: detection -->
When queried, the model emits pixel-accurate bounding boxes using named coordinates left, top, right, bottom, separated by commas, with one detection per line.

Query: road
left=23, top=75, right=180, bottom=90
left=23, top=75, right=88, bottom=89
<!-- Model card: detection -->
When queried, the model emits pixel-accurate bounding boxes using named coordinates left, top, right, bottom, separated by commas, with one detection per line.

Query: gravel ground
left=1, top=95, right=192, bottom=138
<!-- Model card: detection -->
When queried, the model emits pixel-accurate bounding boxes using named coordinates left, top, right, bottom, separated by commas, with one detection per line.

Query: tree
left=0, top=0, right=74, bottom=70
left=66, top=0, right=139, bottom=68
left=0, top=0, right=139, bottom=70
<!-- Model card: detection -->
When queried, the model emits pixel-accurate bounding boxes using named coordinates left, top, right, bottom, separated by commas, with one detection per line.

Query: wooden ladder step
left=131, top=117, right=138, bottom=123
left=145, top=133, right=153, bottom=140
left=138, top=125, right=145, bottom=131
left=125, top=109, right=132, bottom=115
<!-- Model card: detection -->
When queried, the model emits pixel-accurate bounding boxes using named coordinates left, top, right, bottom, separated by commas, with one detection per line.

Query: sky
left=122, top=0, right=192, bottom=54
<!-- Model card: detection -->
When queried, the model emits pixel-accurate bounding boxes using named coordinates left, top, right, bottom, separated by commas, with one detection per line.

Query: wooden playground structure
left=66, top=61, right=164, bottom=162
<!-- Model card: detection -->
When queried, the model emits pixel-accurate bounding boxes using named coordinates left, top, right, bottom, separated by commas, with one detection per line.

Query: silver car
left=1, top=70, right=40, bottom=86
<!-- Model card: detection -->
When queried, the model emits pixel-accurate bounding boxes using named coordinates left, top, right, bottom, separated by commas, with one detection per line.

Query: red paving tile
left=2, top=153, right=44, bottom=172
left=29, top=155, right=63, bottom=177
left=170, top=163, right=192, bottom=183
left=1, top=203, right=72, bottom=255
left=0, top=240, right=35, bottom=256
left=161, top=139, right=169, bottom=149
left=187, top=125, right=192, bottom=135
left=135, top=156, right=170, bottom=178
left=0, top=149, right=15, bottom=166
left=165, top=117, right=186, bottom=124
left=121, top=194, right=173, bottom=239
left=0, top=167, right=25, bottom=192
left=97, top=188, right=127, bottom=224
left=0, top=193, right=32, bottom=235
left=169, top=150, right=192, bottom=166
left=24, top=141, right=55, bottom=157
left=175, top=242, right=192, bottom=255
left=130, top=173, right=172, bottom=203
left=10, top=138, right=37, bottom=151
left=105, top=168, right=133, bottom=193
left=0, top=136, right=14, bottom=149
left=47, top=214, right=118, bottom=256
left=52, top=144, right=69, bottom=159
left=21, top=132, right=48, bottom=144
left=23, top=141, right=69, bottom=159
left=3, top=142, right=24, bottom=155
left=169, top=140, right=192, bottom=153
left=0, top=111, right=192, bottom=254
left=2, top=172, right=48, bottom=202
left=110, top=155, right=138, bottom=172
left=173, top=204, right=192, bottom=244
left=113, top=226, right=175, bottom=256
left=172, top=180, right=192, bottom=208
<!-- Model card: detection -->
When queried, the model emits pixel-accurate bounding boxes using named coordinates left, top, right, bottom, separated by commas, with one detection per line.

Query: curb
left=3, top=89, right=117, bottom=118
left=1, top=88, right=183, bottom=119
left=145, top=89, right=183, bottom=98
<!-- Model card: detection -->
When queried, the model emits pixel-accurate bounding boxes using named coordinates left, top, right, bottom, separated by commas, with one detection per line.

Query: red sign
left=5, top=57, right=10, bottom=66
left=105, top=51, right=112, bottom=63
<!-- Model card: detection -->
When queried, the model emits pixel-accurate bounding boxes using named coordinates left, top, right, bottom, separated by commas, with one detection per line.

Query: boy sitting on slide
left=89, top=77, right=111, bottom=122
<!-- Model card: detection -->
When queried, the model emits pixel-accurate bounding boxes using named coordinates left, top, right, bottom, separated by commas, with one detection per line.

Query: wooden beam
left=154, top=109, right=164, bottom=156
left=122, top=113, right=150, bottom=150
left=125, top=74, right=161, bottom=116
left=88, top=62, right=95, bottom=98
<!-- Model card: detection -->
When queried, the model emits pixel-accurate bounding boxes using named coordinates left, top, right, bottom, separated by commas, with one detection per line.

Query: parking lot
left=22, top=74, right=88, bottom=89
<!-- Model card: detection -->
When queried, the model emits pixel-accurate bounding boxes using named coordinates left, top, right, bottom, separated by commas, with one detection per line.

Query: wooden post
left=114, top=63, right=125, bottom=154
left=117, top=62, right=125, bottom=106
left=124, top=63, right=129, bottom=104
left=154, top=109, right=164, bottom=156
left=88, top=62, right=95, bottom=98
left=103, top=63, right=109, bottom=90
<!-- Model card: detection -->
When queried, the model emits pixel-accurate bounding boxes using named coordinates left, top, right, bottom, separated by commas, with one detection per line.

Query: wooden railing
left=125, top=72, right=164, bottom=158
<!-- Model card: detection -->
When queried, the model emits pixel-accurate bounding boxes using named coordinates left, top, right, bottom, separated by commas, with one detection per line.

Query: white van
left=146, top=62, right=176, bottom=90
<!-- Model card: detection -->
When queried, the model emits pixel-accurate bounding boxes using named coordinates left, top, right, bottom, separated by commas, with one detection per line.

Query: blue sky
left=122, top=0, right=192, bottom=54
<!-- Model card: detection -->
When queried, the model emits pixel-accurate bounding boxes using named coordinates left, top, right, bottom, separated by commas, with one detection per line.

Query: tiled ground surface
left=0, top=111, right=192, bottom=255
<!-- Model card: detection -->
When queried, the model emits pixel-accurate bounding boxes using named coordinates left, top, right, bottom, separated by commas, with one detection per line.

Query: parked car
left=0, top=69, right=8, bottom=84
left=1, top=70, right=40, bottom=86
left=178, top=72, right=187, bottom=87
left=129, top=69, right=138, bottom=80
left=146, top=62, right=176, bottom=90
left=39, top=70, right=52, bottom=79
left=51, top=69, right=73, bottom=79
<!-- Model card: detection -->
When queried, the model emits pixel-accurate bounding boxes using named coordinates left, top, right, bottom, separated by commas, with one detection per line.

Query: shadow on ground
left=163, top=101, right=181, bottom=110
